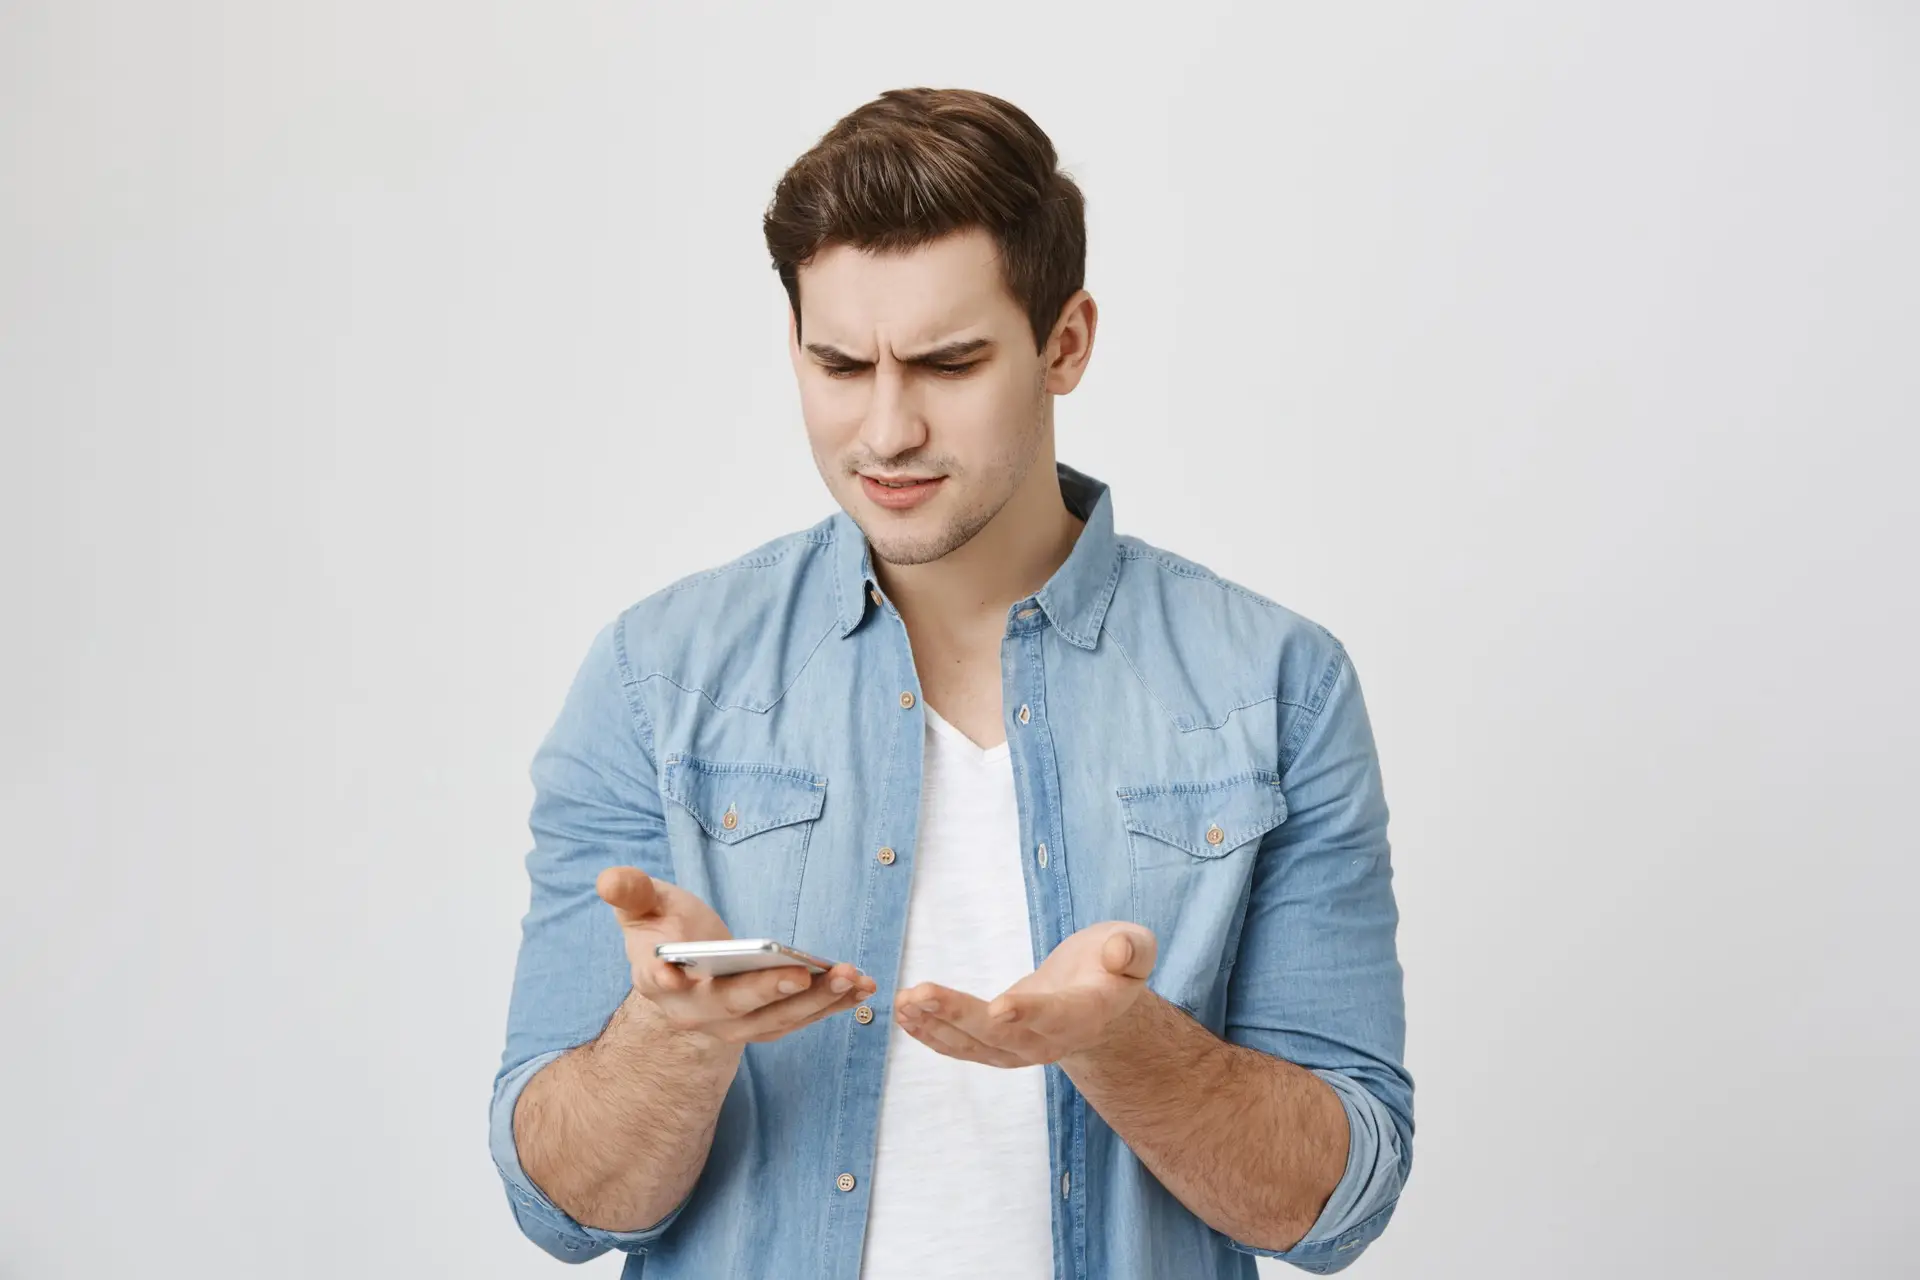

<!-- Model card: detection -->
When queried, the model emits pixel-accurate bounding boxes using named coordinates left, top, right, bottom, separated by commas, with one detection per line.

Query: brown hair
left=763, top=88, right=1086, bottom=354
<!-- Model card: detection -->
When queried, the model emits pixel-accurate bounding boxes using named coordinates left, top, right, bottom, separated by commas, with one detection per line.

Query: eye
left=931, top=362, right=978, bottom=378
left=822, top=365, right=863, bottom=380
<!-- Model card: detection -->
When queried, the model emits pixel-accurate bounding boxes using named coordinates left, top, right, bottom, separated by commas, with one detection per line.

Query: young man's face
left=789, top=227, right=1056, bottom=568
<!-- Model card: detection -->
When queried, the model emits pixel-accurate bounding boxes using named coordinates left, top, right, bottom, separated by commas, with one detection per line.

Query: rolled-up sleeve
left=491, top=1049, right=693, bottom=1262
left=488, top=614, right=690, bottom=1262
left=1221, top=643, right=1414, bottom=1273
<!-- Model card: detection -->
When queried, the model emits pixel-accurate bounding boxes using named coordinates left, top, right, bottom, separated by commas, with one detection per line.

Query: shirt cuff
left=490, top=1049, right=692, bottom=1260
left=1221, top=1068, right=1407, bottom=1273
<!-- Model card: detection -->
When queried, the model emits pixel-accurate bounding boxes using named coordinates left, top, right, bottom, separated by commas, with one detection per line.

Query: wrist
left=1059, top=985, right=1157, bottom=1075
left=598, top=988, right=744, bottom=1074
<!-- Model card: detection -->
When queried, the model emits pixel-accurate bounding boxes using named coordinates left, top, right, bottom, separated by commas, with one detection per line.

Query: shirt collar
left=830, top=461, right=1121, bottom=650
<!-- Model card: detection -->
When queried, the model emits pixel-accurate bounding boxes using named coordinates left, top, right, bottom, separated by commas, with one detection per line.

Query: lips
left=859, top=474, right=945, bottom=510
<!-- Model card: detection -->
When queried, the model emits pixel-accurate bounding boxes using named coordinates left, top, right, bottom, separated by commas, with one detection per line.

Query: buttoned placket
left=824, top=575, right=933, bottom=1274
left=1001, top=597, right=1088, bottom=1278
left=833, top=581, right=1090, bottom=1277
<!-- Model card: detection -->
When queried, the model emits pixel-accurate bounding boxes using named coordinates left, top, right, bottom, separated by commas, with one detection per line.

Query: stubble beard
left=854, top=391, right=1048, bottom=568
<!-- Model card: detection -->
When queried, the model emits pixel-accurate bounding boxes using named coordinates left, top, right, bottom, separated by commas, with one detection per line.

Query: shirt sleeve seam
left=609, top=610, right=661, bottom=776
left=1279, top=644, right=1350, bottom=778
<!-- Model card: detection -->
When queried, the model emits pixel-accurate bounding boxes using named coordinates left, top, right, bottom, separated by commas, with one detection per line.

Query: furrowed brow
left=804, top=337, right=994, bottom=368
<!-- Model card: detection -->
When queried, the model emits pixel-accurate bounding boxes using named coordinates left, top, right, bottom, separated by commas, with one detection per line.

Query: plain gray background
left=3, top=2, right=1915, bottom=1276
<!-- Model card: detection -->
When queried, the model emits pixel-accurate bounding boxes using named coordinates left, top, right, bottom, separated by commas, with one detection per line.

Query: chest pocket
left=663, top=754, right=827, bottom=941
left=1118, top=770, right=1288, bottom=1001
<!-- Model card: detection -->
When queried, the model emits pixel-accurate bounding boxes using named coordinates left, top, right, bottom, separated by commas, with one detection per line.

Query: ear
left=1042, top=290, right=1098, bottom=395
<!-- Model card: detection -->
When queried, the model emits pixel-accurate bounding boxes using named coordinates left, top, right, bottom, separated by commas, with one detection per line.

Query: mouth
left=858, top=473, right=946, bottom=510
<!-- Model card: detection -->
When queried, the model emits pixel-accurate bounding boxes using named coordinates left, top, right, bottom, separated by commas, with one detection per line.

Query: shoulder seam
left=1115, top=542, right=1295, bottom=613
left=652, top=529, right=830, bottom=601
left=609, top=611, right=660, bottom=774
left=1280, top=642, right=1352, bottom=776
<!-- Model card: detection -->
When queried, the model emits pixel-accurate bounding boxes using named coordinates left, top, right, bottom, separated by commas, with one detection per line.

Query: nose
left=858, top=360, right=928, bottom=462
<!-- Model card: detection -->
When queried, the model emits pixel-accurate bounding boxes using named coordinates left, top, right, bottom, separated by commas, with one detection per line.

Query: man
left=490, top=87, right=1412, bottom=1279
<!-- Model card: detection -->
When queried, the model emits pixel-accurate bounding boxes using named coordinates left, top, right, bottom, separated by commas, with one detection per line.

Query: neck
left=875, top=450, right=1084, bottom=647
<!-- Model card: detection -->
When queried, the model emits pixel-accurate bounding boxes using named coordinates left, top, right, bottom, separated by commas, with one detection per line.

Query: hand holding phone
left=595, top=866, right=877, bottom=1045
left=655, top=939, right=839, bottom=977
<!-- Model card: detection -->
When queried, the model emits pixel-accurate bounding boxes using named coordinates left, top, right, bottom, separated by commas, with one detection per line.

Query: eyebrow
left=803, top=337, right=995, bottom=368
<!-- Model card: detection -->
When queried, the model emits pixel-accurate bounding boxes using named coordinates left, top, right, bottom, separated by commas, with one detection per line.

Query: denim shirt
left=490, top=464, right=1412, bottom=1278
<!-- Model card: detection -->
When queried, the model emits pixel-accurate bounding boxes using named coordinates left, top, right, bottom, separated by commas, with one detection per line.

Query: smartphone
left=653, top=938, right=838, bottom=978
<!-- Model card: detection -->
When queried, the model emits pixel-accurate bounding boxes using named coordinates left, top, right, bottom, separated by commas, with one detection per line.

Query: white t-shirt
left=858, top=704, right=1053, bottom=1279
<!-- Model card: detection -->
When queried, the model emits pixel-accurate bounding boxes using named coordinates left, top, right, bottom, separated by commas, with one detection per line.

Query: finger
left=637, top=954, right=699, bottom=996
left=733, top=977, right=877, bottom=1042
left=990, top=984, right=1108, bottom=1041
left=902, top=984, right=1050, bottom=1058
left=902, top=982, right=990, bottom=1026
left=898, top=1006, right=1026, bottom=1067
left=756, top=960, right=866, bottom=1004
left=645, top=963, right=799, bottom=1022
left=814, top=962, right=868, bottom=998
left=895, top=982, right=978, bottom=1028
left=898, top=982, right=981, bottom=1013
left=709, top=965, right=821, bottom=1017
left=714, top=963, right=873, bottom=1039
left=674, top=959, right=870, bottom=1023
left=596, top=866, right=662, bottom=925
left=1101, top=926, right=1157, bottom=979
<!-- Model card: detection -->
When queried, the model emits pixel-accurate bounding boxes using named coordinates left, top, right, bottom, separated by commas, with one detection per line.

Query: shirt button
left=869, top=588, right=883, bottom=606
left=1205, top=824, right=1225, bottom=846
left=854, top=1004, right=874, bottom=1024
left=877, top=846, right=897, bottom=865
left=721, top=805, right=739, bottom=831
left=836, top=1172, right=857, bottom=1193
left=1037, top=842, right=1048, bottom=868
left=1017, top=704, right=1031, bottom=725
left=1061, top=1171, right=1070, bottom=1198
left=899, top=691, right=916, bottom=709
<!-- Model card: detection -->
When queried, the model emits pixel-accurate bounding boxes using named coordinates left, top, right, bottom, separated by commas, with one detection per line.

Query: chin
left=862, top=526, right=955, bottom=568
left=857, top=504, right=973, bottom=565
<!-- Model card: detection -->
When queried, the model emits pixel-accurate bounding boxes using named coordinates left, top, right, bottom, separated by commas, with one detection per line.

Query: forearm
left=1059, top=991, right=1348, bottom=1252
left=513, top=987, right=742, bottom=1232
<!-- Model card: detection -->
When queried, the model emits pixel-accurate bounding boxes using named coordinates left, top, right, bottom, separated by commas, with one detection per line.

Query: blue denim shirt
left=490, top=464, right=1412, bottom=1277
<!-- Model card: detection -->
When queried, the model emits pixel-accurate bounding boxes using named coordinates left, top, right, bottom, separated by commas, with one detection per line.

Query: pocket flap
left=1117, top=769, right=1287, bottom=858
left=663, top=755, right=827, bottom=844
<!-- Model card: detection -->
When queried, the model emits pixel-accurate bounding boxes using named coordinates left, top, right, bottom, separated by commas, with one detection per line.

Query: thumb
left=1100, top=926, right=1157, bottom=980
left=596, top=865, right=662, bottom=925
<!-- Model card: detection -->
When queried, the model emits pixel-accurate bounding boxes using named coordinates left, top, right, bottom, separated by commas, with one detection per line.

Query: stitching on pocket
left=663, top=755, right=828, bottom=841
left=1117, top=770, right=1286, bottom=858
